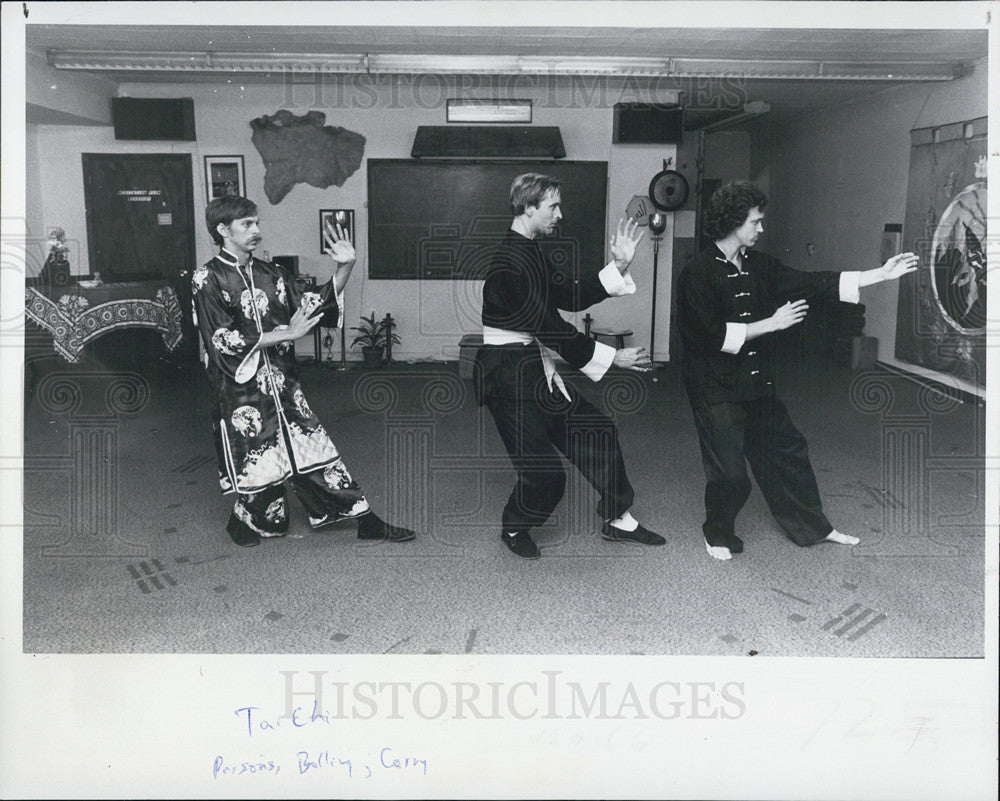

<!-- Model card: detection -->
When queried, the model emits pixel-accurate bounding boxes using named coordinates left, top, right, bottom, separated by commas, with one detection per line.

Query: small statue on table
left=38, top=227, right=71, bottom=289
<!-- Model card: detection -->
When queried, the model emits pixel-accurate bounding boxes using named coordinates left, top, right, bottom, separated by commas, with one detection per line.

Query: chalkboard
left=366, top=159, right=608, bottom=280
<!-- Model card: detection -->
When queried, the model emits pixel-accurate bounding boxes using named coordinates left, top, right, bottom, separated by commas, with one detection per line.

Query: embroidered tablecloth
left=25, top=280, right=183, bottom=363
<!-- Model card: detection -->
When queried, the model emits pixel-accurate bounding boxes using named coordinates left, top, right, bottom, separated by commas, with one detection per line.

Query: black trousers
left=484, top=387, right=635, bottom=532
left=690, top=394, right=832, bottom=547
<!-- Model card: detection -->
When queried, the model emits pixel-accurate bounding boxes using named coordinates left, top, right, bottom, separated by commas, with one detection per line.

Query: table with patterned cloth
left=24, top=280, right=183, bottom=363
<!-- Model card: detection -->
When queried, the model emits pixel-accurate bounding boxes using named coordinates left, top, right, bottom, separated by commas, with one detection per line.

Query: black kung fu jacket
left=677, top=244, right=857, bottom=405
left=476, top=228, right=623, bottom=404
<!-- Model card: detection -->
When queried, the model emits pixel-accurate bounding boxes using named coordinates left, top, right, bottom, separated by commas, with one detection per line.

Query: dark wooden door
left=82, top=153, right=198, bottom=361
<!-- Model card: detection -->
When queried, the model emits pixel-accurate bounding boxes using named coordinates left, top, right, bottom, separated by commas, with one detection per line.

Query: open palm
left=323, top=222, right=356, bottom=264
left=610, top=217, right=644, bottom=269
left=881, top=252, right=918, bottom=281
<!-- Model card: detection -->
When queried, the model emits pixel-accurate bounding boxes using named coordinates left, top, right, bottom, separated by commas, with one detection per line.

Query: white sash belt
left=481, top=325, right=560, bottom=392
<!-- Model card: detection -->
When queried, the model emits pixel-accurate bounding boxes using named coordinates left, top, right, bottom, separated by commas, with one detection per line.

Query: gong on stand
left=648, top=166, right=689, bottom=216
left=646, top=164, right=689, bottom=362
left=646, top=212, right=667, bottom=364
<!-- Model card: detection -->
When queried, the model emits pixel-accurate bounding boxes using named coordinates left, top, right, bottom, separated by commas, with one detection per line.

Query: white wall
left=26, top=49, right=115, bottom=125
left=25, top=125, right=44, bottom=254
left=27, top=74, right=677, bottom=361
left=759, top=59, right=987, bottom=393
left=24, top=48, right=116, bottom=274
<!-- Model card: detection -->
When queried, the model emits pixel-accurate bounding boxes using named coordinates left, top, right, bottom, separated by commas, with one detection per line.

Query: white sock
left=824, top=529, right=860, bottom=546
left=705, top=541, right=732, bottom=561
left=608, top=511, right=639, bottom=532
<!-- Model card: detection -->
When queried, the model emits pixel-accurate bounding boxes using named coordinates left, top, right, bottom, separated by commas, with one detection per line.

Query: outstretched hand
left=285, top=304, right=324, bottom=339
left=770, top=299, right=809, bottom=332
left=610, top=217, right=645, bottom=272
left=323, top=220, right=356, bottom=264
left=613, top=346, right=653, bottom=372
left=879, top=252, right=919, bottom=282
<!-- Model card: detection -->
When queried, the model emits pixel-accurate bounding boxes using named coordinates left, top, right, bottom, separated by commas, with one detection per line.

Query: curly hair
left=703, top=180, right=768, bottom=241
left=509, top=173, right=562, bottom=216
left=206, top=195, right=258, bottom=247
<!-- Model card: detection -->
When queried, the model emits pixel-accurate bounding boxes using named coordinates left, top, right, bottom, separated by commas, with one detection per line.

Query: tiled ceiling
left=27, top=25, right=987, bottom=121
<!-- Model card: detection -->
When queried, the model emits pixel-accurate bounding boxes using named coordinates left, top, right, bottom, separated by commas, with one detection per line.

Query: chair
left=582, top=313, right=632, bottom=349
left=589, top=327, right=633, bottom=349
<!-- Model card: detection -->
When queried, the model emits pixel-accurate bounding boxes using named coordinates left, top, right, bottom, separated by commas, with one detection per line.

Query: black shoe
left=309, top=513, right=338, bottom=531
left=310, top=502, right=371, bottom=531
left=501, top=529, right=540, bottom=559
left=602, top=521, right=666, bottom=546
left=227, top=512, right=261, bottom=548
left=357, top=512, right=416, bottom=542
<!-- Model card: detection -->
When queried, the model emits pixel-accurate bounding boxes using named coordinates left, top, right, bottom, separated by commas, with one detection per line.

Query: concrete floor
left=21, top=343, right=986, bottom=656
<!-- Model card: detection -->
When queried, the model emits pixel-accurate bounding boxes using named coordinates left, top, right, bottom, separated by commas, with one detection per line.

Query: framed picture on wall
left=319, top=209, right=355, bottom=254
left=204, top=155, right=245, bottom=202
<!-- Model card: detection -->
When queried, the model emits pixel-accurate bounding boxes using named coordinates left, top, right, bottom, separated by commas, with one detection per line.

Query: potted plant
left=350, top=312, right=400, bottom=368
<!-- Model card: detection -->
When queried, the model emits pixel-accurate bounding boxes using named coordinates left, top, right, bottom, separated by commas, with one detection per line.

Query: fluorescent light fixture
left=47, top=51, right=964, bottom=81
left=446, top=99, right=532, bottom=123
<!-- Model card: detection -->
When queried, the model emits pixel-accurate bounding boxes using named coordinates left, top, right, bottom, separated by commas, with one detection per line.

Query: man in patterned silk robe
left=193, top=195, right=415, bottom=547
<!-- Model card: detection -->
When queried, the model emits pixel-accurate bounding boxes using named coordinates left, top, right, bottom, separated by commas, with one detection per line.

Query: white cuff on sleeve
left=599, top=263, right=636, bottom=296
left=839, top=271, right=861, bottom=304
left=234, top=350, right=260, bottom=384
left=721, top=322, right=747, bottom=355
left=581, top=340, right=616, bottom=382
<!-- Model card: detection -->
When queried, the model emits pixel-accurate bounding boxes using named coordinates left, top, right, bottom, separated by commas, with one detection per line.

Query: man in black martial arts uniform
left=475, top=172, right=664, bottom=559
left=677, top=180, right=918, bottom=560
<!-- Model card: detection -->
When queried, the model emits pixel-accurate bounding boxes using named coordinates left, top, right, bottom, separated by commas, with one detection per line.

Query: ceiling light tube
left=47, top=51, right=963, bottom=81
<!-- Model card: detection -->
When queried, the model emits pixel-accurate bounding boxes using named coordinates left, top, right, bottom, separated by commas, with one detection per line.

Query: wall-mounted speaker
left=613, top=103, right=683, bottom=145
left=111, top=98, right=196, bottom=141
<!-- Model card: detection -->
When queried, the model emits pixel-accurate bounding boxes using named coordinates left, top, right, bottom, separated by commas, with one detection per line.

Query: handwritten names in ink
left=212, top=704, right=428, bottom=782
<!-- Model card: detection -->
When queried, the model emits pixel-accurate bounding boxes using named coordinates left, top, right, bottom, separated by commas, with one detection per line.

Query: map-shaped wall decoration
left=250, top=110, right=366, bottom=204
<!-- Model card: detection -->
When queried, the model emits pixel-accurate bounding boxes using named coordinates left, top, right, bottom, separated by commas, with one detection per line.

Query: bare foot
left=705, top=541, right=732, bottom=560
left=824, top=529, right=860, bottom=546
